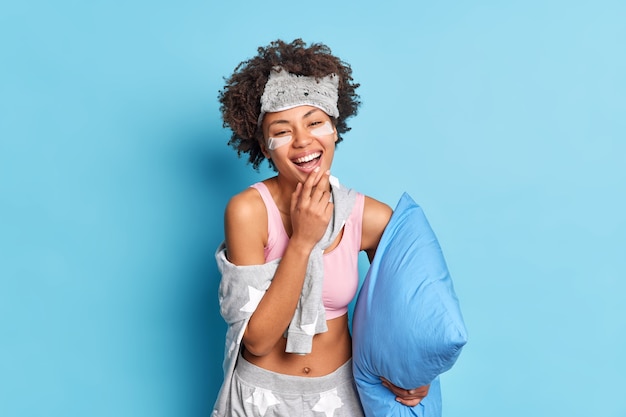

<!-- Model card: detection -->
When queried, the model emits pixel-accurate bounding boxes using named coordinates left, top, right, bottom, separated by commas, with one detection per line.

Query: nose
left=292, top=128, right=313, bottom=148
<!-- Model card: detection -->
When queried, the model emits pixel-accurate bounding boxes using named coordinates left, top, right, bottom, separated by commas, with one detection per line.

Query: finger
left=314, top=188, right=330, bottom=205
left=317, top=168, right=331, bottom=187
left=323, top=199, right=334, bottom=217
left=396, top=397, right=422, bottom=407
left=311, top=170, right=331, bottom=202
left=301, top=167, right=322, bottom=199
left=291, top=182, right=303, bottom=211
left=407, top=385, right=429, bottom=397
left=380, top=377, right=406, bottom=392
left=381, top=379, right=399, bottom=395
left=381, top=379, right=421, bottom=399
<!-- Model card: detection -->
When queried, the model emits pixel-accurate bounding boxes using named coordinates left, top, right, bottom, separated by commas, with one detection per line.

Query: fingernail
left=325, top=170, right=331, bottom=175
left=408, top=390, right=415, bottom=395
left=314, top=167, right=320, bottom=172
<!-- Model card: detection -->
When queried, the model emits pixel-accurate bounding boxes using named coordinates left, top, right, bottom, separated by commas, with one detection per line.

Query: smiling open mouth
left=293, top=152, right=321, bottom=166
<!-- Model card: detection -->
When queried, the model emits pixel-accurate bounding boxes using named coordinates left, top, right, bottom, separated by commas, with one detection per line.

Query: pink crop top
left=251, top=182, right=364, bottom=320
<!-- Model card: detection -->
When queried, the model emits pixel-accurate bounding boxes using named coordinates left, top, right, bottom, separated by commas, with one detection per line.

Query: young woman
left=213, top=39, right=428, bottom=417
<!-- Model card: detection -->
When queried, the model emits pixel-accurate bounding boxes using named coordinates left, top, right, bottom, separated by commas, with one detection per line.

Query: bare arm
left=360, top=195, right=393, bottom=260
left=224, top=168, right=333, bottom=356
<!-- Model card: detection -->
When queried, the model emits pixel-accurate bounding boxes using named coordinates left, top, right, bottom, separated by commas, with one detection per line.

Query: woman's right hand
left=289, top=167, right=334, bottom=249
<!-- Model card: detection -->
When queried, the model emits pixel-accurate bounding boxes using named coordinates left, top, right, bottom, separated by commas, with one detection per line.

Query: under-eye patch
left=267, top=135, right=292, bottom=150
left=266, top=122, right=335, bottom=151
left=310, top=121, right=334, bottom=137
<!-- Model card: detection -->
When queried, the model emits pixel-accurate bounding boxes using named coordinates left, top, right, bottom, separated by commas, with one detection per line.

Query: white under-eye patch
left=267, top=135, right=292, bottom=150
left=310, top=121, right=335, bottom=137
left=266, top=122, right=334, bottom=151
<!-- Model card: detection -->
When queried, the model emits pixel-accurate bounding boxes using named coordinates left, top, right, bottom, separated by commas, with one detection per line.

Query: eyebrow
left=302, top=108, right=320, bottom=119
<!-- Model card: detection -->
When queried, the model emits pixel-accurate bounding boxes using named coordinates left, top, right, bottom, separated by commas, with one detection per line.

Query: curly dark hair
left=218, top=39, right=360, bottom=170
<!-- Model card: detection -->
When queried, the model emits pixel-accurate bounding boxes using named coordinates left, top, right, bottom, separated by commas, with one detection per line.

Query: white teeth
left=294, top=152, right=320, bottom=164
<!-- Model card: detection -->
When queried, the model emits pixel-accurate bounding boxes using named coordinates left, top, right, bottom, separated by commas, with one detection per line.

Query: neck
left=266, top=175, right=295, bottom=214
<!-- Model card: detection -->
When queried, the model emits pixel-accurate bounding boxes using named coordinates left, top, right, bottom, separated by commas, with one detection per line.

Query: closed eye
left=272, top=130, right=291, bottom=136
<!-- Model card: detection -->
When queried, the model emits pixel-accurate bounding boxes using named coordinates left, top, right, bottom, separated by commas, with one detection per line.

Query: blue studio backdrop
left=1, top=1, right=625, bottom=416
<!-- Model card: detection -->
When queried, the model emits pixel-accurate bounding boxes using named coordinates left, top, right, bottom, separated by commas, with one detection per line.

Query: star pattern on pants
left=312, top=388, right=343, bottom=417
left=245, top=387, right=280, bottom=416
left=240, top=285, right=265, bottom=313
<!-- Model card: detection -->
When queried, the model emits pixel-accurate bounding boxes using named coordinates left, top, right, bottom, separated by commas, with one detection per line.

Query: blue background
left=1, top=1, right=625, bottom=416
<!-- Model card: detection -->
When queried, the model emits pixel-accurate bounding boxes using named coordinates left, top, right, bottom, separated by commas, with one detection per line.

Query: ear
left=259, top=138, right=271, bottom=159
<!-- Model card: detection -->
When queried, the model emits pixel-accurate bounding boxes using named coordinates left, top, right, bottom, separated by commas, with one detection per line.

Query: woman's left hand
left=380, top=377, right=430, bottom=407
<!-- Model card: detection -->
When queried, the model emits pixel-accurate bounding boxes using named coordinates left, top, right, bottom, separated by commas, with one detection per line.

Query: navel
left=302, top=367, right=311, bottom=375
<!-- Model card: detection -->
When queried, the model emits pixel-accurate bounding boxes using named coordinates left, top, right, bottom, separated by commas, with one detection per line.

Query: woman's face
left=261, top=105, right=337, bottom=184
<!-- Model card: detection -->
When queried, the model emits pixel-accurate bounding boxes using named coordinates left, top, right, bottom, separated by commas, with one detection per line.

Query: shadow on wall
left=173, top=128, right=266, bottom=415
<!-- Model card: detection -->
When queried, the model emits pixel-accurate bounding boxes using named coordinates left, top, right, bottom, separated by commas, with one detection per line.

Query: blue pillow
left=352, top=193, right=467, bottom=417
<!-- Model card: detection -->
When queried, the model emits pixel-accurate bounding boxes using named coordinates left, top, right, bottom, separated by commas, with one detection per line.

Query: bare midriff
left=242, top=314, right=352, bottom=377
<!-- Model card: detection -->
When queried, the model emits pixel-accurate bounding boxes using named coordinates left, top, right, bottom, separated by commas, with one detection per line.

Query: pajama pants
left=229, top=354, right=365, bottom=417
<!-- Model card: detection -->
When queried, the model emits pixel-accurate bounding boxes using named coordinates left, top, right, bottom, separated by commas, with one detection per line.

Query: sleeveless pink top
left=251, top=182, right=364, bottom=320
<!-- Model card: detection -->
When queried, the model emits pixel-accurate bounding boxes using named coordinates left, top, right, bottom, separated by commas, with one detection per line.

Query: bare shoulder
left=224, top=186, right=268, bottom=265
left=361, top=195, right=393, bottom=259
left=225, top=187, right=266, bottom=226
